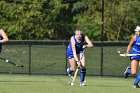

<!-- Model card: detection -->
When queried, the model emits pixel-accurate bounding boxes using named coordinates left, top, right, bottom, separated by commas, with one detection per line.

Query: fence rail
left=5, top=40, right=129, bottom=46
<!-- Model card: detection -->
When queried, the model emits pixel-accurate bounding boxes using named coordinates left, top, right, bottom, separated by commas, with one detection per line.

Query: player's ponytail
left=81, top=34, right=85, bottom=42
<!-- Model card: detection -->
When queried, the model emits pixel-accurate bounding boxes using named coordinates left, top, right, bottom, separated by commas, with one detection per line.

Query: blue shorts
left=67, top=51, right=84, bottom=59
left=130, top=56, right=140, bottom=60
left=67, top=55, right=74, bottom=59
left=130, top=50, right=140, bottom=60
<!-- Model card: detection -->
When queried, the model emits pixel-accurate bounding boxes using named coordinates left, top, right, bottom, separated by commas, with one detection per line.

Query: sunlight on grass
left=0, top=75, right=139, bottom=93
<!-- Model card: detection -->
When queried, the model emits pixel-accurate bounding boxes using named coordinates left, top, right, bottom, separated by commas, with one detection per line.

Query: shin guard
left=134, top=72, right=140, bottom=85
left=80, top=68, right=86, bottom=83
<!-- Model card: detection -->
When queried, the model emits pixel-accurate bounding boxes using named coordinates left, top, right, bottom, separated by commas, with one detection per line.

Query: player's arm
left=70, top=37, right=79, bottom=62
left=126, top=35, right=135, bottom=53
left=0, top=29, right=8, bottom=43
left=84, top=35, right=93, bottom=48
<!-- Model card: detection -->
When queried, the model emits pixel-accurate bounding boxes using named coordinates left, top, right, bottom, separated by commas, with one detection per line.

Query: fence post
left=29, top=44, right=32, bottom=75
left=101, top=0, right=104, bottom=77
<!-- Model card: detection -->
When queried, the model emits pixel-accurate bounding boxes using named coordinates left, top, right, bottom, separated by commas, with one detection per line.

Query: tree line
left=0, top=0, right=140, bottom=41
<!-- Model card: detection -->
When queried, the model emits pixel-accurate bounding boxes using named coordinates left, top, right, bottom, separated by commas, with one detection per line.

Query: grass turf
left=0, top=74, right=139, bottom=93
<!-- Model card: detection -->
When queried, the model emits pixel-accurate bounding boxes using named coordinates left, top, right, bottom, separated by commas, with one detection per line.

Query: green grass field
left=0, top=74, right=139, bottom=93
left=0, top=44, right=138, bottom=93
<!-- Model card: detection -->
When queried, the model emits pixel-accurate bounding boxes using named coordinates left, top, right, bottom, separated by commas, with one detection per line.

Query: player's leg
left=79, top=53, right=86, bottom=86
left=131, top=60, right=138, bottom=75
left=133, top=73, right=140, bottom=88
left=124, top=58, right=138, bottom=78
left=67, top=58, right=77, bottom=78
left=133, top=61, right=140, bottom=88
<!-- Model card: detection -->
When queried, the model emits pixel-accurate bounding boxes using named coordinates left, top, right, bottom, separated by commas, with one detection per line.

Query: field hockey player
left=67, top=27, right=93, bottom=86
left=124, top=25, right=140, bottom=88
left=0, top=27, right=8, bottom=52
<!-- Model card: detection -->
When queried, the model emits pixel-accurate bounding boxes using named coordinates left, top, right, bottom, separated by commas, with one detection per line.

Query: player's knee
left=131, top=72, right=136, bottom=75
left=131, top=70, right=137, bottom=75
left=70, top=67, right=76, bottom=71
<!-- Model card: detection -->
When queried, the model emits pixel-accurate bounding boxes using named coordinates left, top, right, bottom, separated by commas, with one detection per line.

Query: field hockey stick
left=0, top=56, right=24, bottom=68
left=119, top=53, right=140, bottom=57
left=69, top=49, right=85, bottom=86
left=117, top=50, right=140, bottom=57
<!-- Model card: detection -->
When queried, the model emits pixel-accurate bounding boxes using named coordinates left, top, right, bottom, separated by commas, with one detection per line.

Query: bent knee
left=131, top=72, right=136, bottom=75
left=70, top=67, right=77, bottom=71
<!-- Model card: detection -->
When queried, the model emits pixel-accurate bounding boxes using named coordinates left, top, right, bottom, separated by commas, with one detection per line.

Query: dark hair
left=81, top=34, right=85, bottom=42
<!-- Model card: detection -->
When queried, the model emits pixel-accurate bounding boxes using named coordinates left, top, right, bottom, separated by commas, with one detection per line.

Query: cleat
left=67, top=68, right=74, bottom=78
left=124, top=73, right=129, bottom=78
left=133, top=84, right=140, bottom=88
left=124, top=66, right=131, bottom=78
left=80, top=81, right=86, bottom=86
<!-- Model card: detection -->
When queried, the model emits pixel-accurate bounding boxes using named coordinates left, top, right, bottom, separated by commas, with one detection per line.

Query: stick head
left=19, top=65, right=24, bottom=68
left=16, top=65, right=24, bottom=68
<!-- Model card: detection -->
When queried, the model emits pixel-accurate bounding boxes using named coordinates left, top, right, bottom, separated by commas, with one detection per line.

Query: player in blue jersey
left=124, top=25, right=140, bottom=88
left=67, top=27, right=93, bottom=86
left=0, top=27, right=8, bottom=52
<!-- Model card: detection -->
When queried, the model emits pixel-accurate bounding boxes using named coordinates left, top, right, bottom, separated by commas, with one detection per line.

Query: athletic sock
left=134, top=72, right=140, bottom=85
left=127, top=67, right=131, bottom=74
left=67, top=67, right=73, bottom=75
left=80, top=68, right=86, bottom=83
left=125, top=66, right=131, bottom=74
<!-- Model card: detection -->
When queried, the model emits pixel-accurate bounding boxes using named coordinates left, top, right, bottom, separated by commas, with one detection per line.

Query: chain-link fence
left=0, top=41, right=129, bottom=77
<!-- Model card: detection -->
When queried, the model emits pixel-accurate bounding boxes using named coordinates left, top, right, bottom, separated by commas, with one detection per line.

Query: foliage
left=0, top=0, right=64, bottom=40
left=0, top=0, right=140, bottom=41
left=104, top=0, right=140, bottom=41
left=72, top=0, right=102, bottom=41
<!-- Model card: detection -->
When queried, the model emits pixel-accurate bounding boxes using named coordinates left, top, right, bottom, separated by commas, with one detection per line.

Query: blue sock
left=80, top=68, right=86, bottom=83
left=67, top=67, right=73, bottom=74
left=127, top=67, right=131, bottom=74
left=134, top=72, right=140, bottom=85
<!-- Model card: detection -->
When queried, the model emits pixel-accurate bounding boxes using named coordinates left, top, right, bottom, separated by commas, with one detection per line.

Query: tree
left=72, top=0, right=102, bottom=41
left=104, top=0, right=140, bottom=41
left=0, top=0, right=65, bottom=40
left=0, top=0, right=140, bottom=41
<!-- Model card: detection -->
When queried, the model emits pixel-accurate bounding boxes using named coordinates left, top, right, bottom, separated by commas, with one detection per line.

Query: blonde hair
left=74, top=27, right=82, bottom=34
left=135, top=31, right=140, bottom=36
